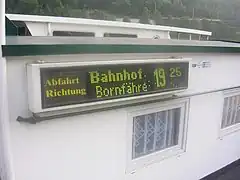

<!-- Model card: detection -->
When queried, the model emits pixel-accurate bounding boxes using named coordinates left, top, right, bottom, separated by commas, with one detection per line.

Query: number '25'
left=170, top=67, right=182, bottom=77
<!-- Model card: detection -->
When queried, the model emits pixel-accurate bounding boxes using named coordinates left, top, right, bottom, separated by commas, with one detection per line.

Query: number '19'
left=154, top=68, right=166, bottom=88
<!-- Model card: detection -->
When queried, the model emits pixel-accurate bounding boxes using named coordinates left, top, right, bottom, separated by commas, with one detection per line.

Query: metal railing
left=6, top=14, right=212, bottom=40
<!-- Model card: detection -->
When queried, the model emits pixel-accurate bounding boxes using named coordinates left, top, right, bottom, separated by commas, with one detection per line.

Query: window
left=53, top=31, right=95, bottom=37
left=132, top=108, right=180, bottom=159
left=220, top=89, right=240, bottom=137
left=104, top=33, right=137, bottom=38
left=222, top=95, right=240, bottom=128
left=127, top=99, right=189, bottom=172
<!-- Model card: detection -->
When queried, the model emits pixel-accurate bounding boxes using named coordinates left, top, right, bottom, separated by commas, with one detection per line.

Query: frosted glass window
left=221, top=95, right=240, bottom=129
left=132, top=108, right=181, bottom=159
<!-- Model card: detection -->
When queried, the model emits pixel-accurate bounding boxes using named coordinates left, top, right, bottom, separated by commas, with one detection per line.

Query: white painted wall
left=5, top=53, right=240, bottom=180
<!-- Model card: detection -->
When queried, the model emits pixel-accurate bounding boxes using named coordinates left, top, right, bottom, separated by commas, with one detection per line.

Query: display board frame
left=27, top=58, right=190, bottom=113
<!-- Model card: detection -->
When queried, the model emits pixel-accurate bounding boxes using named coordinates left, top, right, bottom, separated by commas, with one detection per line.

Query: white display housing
left=26, top=58, right=190, bottom=114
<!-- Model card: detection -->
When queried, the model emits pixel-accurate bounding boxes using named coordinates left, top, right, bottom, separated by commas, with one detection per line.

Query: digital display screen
left=40, top=62, right=189, bottom=109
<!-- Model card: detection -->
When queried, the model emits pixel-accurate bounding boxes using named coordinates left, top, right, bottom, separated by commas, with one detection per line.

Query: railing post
left=177, top=32, right=180, bottom=40
left=0, top=0, right=15, bottom=179
left=189, top=34, right=192, bottom=40
left=47, top=23, right=52, bottom=36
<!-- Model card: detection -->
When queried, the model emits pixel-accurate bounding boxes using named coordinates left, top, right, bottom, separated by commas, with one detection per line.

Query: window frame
left=126, top=98, right=189, bottom=173
left=219, top=88, right=240, bottom=138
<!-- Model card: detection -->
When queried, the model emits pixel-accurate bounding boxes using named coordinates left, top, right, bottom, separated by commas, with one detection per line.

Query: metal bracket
left=16, top=94, right=179, bottom=124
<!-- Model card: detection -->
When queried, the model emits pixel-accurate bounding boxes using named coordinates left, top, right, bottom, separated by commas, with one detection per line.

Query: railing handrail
left=6, top=14, right=212, bottom=37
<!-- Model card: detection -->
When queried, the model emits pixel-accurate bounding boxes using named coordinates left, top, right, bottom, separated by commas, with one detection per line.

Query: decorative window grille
left=127, top=100, right=188, bottom=172
left=221, top=95, right=240, bottom=129
left=132, top=106, right=184, bottom=159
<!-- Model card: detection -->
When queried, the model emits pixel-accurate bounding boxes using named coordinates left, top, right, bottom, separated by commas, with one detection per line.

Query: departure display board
left=40, top=62, right=189, bottom=109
